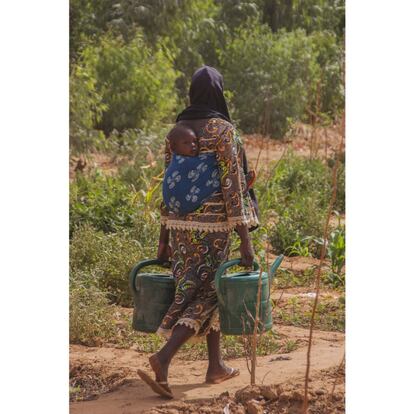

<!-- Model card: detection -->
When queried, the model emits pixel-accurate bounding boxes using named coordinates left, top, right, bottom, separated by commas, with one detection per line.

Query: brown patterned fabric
left=157, top=118, right=259, bottom=341
left=157, top=228, right=230, bottom=341
left=160, top=118, right=259, bottom=232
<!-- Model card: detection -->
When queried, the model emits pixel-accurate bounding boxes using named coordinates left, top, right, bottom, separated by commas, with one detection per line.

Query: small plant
left=328, top=225, right=345, bottom=276
left=320, top=225, right=345, bottom=288
left=284, top=339, right=300, bottom=353
left=285, top=239, right=313, bottom=257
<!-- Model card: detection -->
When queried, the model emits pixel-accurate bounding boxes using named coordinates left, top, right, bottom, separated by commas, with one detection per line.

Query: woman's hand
left=157, top=241, right=171, bottom=263
left=236, top=224, right=255, bottom=268
left=240, top=238, right=255, bottom=268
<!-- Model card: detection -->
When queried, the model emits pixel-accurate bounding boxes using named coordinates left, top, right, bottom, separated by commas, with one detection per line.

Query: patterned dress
left=157, top=118, right=259, bottom=341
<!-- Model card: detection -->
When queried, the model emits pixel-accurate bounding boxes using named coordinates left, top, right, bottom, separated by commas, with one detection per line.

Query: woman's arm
left=157, top=224, right=171, bottom=262
left=157, top=137, right=172, bottom=261
left=216, top=124, right=255, bottom=267
left=235, top=224, right=255, bottom=268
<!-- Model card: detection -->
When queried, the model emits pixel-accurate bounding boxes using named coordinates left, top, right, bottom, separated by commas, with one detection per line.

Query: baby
left=167, top=125, right=199, bottom=157
left=162, top=125, right=256, bottom=215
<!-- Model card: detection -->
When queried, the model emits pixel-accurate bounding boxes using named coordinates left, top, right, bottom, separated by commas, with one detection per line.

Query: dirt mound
left=143, top=366, right=345, bottom=414
left=70, top=361, right=132, bottom=402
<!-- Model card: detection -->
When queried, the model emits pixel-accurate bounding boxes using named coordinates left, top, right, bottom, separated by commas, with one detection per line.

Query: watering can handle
left=269, top=255, right=284, bottom=284
left=129, top=258, right=171, bottom=294
left=214, top=258, right=260, bottom=307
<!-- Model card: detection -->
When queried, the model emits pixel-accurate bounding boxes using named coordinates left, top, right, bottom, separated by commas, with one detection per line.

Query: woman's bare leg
left=205, top=329, right=239, bottom=381
left=150, top=324, right=195, bottom=383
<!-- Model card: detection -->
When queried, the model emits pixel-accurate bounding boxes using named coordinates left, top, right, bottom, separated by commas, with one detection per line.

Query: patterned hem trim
left=207, top=311, right=221, bottom=333
left=175, top=318, right=201, bottom=334
left=156, top=319, right=205, bottom=345
left=165, top=216, right=259, bottom=233
left=156, top=314, right=221, bottom=344
left=160, top=216, right=168, bottom=225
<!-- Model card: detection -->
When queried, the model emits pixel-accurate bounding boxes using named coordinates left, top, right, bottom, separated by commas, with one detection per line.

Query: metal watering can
left=214, top=255, right=284, bottom=335
left=129, top=258, right=174, bottom=333
left=129, top=255, right=284, bottom=335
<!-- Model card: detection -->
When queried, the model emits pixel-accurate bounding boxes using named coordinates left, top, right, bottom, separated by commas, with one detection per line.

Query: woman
left=138, top=66, right=259, bottom=399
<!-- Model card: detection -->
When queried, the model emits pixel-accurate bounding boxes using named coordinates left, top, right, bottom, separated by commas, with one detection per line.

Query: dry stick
left=254, top=134, right=266, bottom=173
left=302, top=115, right=345, bottom=414
left=251, top=267, right=263, bottom=385
left=263, top=145, right=288, bottom=190
left=241, top=316, right=252, bottom=375
left=329, top=352, right=345, bottom=399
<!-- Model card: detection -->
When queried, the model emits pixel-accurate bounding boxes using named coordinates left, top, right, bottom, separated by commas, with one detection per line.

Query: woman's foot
left=149, top=354, right=169, bottom=383
left=137, top=354, right=173, bottom=397
left=137, top=369, right=173, bottom=399
left=205, top=361, right=240, bottom=384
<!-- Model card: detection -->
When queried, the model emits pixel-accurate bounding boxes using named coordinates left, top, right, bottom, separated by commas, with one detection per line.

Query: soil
left=70, top=325, right=344, bottom=414
left=242, top=123, right=343, bottom=173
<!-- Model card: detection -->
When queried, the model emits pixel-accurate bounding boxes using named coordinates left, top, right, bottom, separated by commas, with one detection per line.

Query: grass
left=70, top=300, right=301, bottom=359
left=274, top=294, right=345, bottom=332
left=69, top=140, right=346, bottom=355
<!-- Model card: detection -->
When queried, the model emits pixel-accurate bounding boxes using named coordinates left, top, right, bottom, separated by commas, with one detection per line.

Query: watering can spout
left=269, top=255, right=284, bottom=281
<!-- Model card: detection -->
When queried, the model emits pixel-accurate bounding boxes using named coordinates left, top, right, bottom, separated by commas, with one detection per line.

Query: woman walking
left=138, top=66, right=259, bottom=398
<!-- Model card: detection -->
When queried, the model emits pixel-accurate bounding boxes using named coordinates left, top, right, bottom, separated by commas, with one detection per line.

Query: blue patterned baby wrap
left=162, top=153, right=221, bottom=215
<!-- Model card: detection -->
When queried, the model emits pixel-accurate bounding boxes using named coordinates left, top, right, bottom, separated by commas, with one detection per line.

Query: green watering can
left=129, top=255, right=284, bottom=335
left=215, top=255, right=284, bottom=335
left=129, top=258, right=174, bottom=333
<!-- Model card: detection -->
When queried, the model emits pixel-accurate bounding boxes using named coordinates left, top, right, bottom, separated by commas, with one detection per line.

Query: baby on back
left=163, top=125, right=220, bottom=215
left=162, top=125, right=256, bottom=215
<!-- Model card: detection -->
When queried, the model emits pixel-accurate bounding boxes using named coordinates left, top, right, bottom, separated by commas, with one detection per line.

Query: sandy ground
left=70, top=325, right=344, bottom=414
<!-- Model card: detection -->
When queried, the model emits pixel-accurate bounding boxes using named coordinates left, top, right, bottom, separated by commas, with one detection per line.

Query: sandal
left=205, top=367, right=240, bottom=384
left=137, top=369, right=173, bottom=399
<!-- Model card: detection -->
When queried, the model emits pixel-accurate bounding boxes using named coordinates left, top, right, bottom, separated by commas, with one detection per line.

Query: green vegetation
left=69, top=1, right=345, bottom=353
left=70, top=0, right=344, bottom=146
left=275, top=293, right=345, bottom=332
left=256, top=152, right=345, bottom=256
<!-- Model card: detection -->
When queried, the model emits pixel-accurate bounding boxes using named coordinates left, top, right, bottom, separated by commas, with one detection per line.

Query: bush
left=70, top=224, right=158, bottom=305
left=268, top=193, right=325, bottom=255
left=69, top=62, right=107, bottom=153
left=255, top=153, right=344, bottom=255
left=70, top=170, right=139, bottom=235
left=220, top=27, right=319, bottom=137
left=309, top=30, right=344, bottom=117
left=77, top=32, right=178, bottom=135
left=70, top=269, right=117, bottom=345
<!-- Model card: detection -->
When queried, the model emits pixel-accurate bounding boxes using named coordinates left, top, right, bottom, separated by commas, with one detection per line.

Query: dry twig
left=302, top=115, right=345, bottom=413
left=251, top=267, right=263, bottom=385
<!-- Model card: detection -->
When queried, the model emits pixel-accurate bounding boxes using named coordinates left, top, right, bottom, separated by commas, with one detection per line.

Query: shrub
left=70, top=224, right=158, bottom=305
left=69, top=62, right=107, bottom=153
left=220, top=27, right=319, bottom=137
left=309, top=30, right=344, bottom=117
left=77, top=32, right=178, bottom=135
left=268, top=193, right=325, bottom=255
left=70, top=269, right=117, bottom=345
left=70, top=170, right=139, bottom=235
left=255, top=153, right=342, bottom=255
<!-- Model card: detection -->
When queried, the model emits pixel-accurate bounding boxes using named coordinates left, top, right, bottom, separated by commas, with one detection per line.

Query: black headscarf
left=176, top=66, right=260, bottom=228
left=176, top=66, right=231, bottom=123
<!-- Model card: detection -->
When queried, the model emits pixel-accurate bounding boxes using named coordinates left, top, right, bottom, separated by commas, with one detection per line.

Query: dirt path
left=70, top=325, right=344, bottom=414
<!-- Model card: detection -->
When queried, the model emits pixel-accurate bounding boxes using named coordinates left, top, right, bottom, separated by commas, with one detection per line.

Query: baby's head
left=168, top=125, right=198, bottom=156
